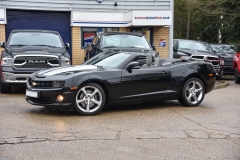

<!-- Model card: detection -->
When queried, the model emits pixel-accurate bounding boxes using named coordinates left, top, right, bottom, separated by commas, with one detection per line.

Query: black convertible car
left=26, top=51, right=216, bottom=115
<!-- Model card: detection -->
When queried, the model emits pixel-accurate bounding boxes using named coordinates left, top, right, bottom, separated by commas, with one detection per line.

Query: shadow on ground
left=27, top=100, right=188, bottom=117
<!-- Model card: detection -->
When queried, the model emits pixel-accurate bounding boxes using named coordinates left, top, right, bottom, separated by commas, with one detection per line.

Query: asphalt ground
left=0, top=79, right=239, bottom=160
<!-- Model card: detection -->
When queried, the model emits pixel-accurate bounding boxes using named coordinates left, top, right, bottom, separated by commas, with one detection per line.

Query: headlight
left=52, top=81, right=65, bottom=88
left=219, top=58, right=224, bottom=65
left=1, top=57, right=12, bottom=66
left=60, top=57, right=71, bottom=67
left=180, top=56, right=190, bottom=59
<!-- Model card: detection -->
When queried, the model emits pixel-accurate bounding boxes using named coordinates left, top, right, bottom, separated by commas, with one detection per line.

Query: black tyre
left=234, top=67, right=240, bottom=84
left=178, top=77, right=205, bottom=107
left=74, top=83, right=105, bottom=116
left=216, top=75, right=222, bottom=80
left=0, top=80, right=11, bottom=93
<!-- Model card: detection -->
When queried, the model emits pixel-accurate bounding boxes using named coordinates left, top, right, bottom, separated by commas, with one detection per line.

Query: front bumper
left=1, top=72, right=30, bottom=83
left=213, top=67, right=223, bottom=77
left=26, top=88, right=75, bottom=109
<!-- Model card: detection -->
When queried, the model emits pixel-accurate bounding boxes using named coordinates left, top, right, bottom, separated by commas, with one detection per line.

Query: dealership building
left=0, top=0, right=174, bottom=65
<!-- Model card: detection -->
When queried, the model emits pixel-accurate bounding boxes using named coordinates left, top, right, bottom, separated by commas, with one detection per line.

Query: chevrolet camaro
left=26, top=51, right=216, bottom=115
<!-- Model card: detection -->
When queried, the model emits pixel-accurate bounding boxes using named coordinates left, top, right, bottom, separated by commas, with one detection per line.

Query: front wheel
left=0, top=81, right=11, bottom=93
left=234, top=67, right=240, bottom=84
left=178, top=78, right=205, bottom=107
left=216, top=75, right=222, bottom=80
left=74, top=83, right=106, bottom=116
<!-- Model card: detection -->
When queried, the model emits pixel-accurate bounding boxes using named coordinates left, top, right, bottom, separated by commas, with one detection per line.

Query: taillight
left=219, top=57, right=224, bottom=66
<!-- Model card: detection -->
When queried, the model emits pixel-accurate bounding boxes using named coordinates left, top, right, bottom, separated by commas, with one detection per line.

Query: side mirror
left=173, top=47, right=177, bottom=53
left=65, top=43, right=70, bottom=49
left=152, top=45, right=156, bottom=51
left=126, top=61, right=140, bottom=70
left=213, top=50, right=217, bottom=53
left=92, top=43, right=97, bottom=49
left=1, top=42, right=6, bottom=48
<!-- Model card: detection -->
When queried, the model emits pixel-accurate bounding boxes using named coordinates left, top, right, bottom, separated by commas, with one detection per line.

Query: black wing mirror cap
left=173, top=47, right=177, bottom=53
left=126, top=61, right=140, bottom=70
left=92, top=43, right=103, bottom=52
left=1, top=42, right=6, bottom=48
left=152, top=45, right=156, bottom=51
left=92, top=43, right=97, bottom=49
left=65, top=43, right=70, bottom=49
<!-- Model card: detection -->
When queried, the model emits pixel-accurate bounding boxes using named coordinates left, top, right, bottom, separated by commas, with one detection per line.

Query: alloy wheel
left=184, top=80, right=203, bottom=105
left=76, top=86, right=102, bottom=113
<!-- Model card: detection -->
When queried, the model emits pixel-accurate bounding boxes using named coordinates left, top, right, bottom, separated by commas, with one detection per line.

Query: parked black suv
left=210, top=44, right=236, bottom=75
left=0, top=30, right=71, bottom=93
left=173, top=39, right=223, bottom=79
left=84, top=32, right=158, bottom=61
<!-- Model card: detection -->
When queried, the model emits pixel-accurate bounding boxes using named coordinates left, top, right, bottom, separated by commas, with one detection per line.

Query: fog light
left=57, top=95, right=64, bottom=102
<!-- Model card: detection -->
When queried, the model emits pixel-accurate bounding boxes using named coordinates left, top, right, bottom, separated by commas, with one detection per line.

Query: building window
left=81, top=27, right=119, bottom=49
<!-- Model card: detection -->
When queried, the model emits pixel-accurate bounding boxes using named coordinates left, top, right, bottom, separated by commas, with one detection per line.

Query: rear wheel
left=74, top=83, right=105, bottom=116
left=178, top=77, right=205, bottom=107
left=234, top=67, right=240, bottom=84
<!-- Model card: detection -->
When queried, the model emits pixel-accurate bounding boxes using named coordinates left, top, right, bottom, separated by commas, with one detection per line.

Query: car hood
left=216, top=52, right=235, bottom=58
left=178, top=49, right=217, bottom=56
left=102, top=48, right=155, bottom=54
left=37, top=65, right=98, bottom=76
left=5, top=46, right=65, bottom=57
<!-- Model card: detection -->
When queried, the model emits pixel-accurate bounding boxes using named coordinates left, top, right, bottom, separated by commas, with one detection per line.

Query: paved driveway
left=0, top=81, right=239, bottom=160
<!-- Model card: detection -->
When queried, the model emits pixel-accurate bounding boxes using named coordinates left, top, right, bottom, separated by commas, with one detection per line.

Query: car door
left=121, top=56, right=171, bottom=101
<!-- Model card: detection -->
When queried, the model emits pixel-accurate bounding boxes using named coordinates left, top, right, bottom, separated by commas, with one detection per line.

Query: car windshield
left=211, top=45, right=236, bottom=53
left=178, top=40, right=214, bottom=53
left=83, top=52, right=131, bottom=69
left=101, top=34, right=151, bottom=49
left=9, top=32, right=63, bottom=47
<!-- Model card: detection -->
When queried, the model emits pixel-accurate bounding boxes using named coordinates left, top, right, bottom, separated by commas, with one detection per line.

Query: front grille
left=207, top=57, right=218, bottom=61
left=27, top=97, right=52, bottom=104
left=28, top=78, right=64, bottom=89
left=29, top=78, right=52, bottom=89
left=191, top=56, right=204, bottom=59
left=13, top=55, right=59, bottom=70
left=191, top=55, right=219, bottom=66
left=225, top=61, right=232, bottom=66
left=33, top=81, right=52, bottom=89
left=212, top=61, right=219, bottom=65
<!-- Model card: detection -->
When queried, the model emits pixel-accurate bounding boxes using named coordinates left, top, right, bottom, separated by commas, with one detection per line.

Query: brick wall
left=71, top=26, right=85, bottom=65
left=153, top=27, right=169, bottom=58
left=0, top=24, right=6, bottom=55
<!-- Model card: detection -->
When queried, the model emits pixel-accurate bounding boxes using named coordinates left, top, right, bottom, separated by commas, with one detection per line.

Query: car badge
left=32, top=82, right=38, bottom=86
left=96, top=0, right=102, bottom=3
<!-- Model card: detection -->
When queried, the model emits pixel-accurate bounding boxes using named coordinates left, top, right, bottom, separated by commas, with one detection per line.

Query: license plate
left=26, top=90, right=39, bottom=98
